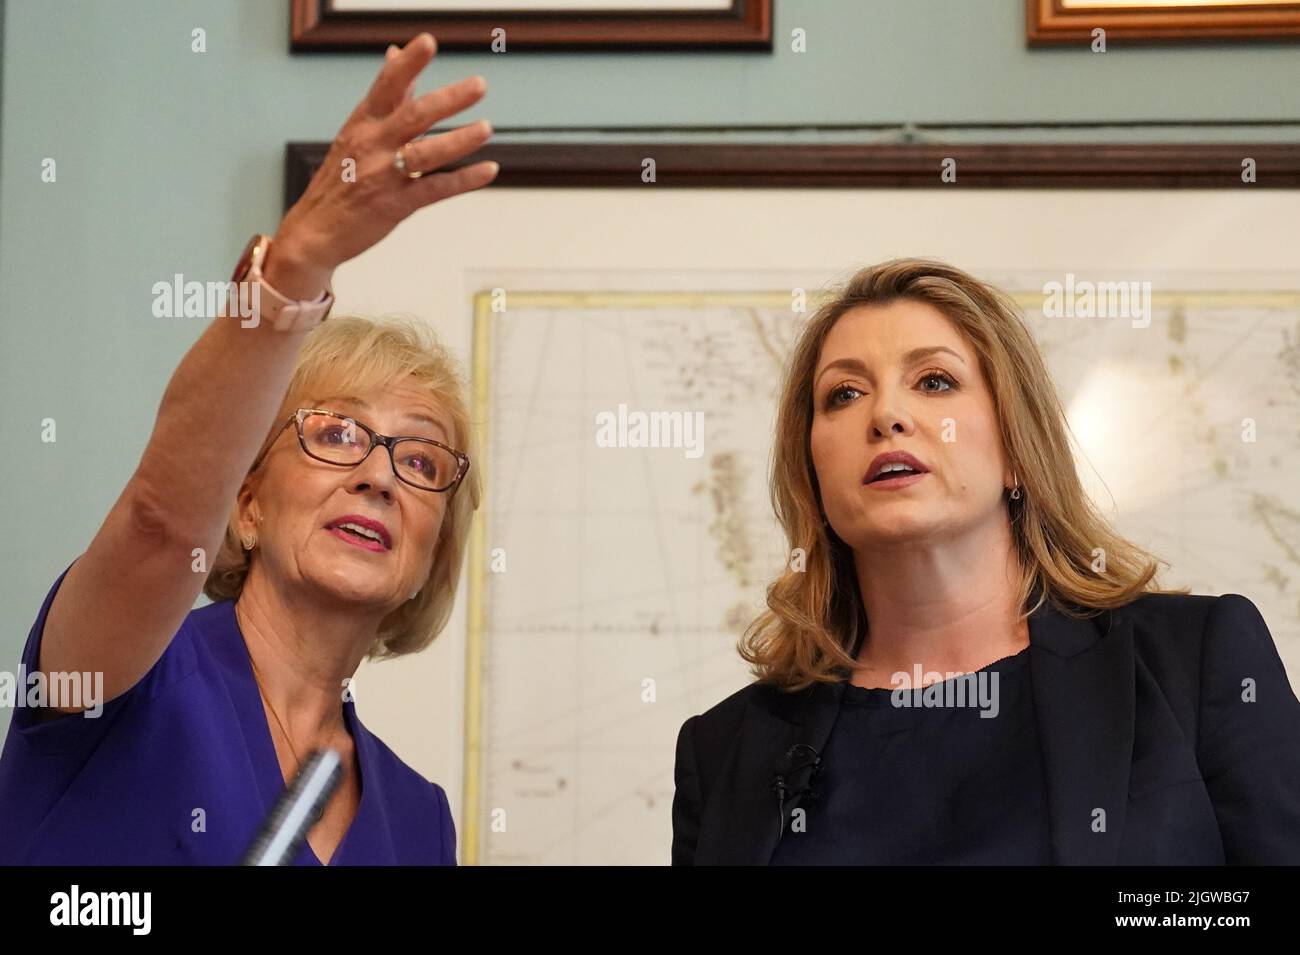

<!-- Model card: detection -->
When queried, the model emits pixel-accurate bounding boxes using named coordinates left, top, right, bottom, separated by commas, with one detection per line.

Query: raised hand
left=272, top=33, right=497, bottom=283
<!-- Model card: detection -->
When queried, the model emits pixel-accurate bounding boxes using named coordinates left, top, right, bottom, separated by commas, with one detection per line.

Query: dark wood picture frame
left=290, top=0, right=773, bottom=51
left=284, top=141, right=1300, bottom=210
left=1027, top=0, right=1300, bottom=44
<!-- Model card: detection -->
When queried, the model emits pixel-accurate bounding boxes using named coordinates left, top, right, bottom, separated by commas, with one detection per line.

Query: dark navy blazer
left=672, top=592, right=1300, bottom=865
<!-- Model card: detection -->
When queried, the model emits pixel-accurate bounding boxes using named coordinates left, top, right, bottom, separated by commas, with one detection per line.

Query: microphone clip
left=772, top=743, right=823, bottom=845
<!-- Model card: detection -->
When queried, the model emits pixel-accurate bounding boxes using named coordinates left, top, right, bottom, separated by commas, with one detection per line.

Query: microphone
left=772, top=743, right=823, bottom=845
left=240, top=748, right=343, bottom=866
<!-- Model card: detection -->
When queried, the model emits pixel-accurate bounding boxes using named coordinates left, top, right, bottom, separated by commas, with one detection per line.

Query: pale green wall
left=1, top=0, right=1297, bottom=737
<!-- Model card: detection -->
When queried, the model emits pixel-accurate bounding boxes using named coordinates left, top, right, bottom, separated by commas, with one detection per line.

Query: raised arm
left=37, top=33, right=497, bottom=710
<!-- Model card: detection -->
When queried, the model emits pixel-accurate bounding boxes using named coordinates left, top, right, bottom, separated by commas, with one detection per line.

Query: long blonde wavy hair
left=740, top=257, right=1186, bottom=690
left=203, top=314, right=481, bottom=659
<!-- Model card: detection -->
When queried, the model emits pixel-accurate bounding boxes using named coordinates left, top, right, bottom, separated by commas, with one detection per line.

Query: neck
left=851, top=512, right=1028, bottom=685
left=233, top=565, right=377, bottom=744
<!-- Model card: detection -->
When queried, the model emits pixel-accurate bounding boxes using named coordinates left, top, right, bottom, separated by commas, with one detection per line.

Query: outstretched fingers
left=408, top=160, right=500, bottom=208
left=386, top=45, right=418, bottom=104
left=400, top=118, right=494, bottom=179
left=383, top=74, right=488, bottom=148
left=360, top=32, right=437, bottom=119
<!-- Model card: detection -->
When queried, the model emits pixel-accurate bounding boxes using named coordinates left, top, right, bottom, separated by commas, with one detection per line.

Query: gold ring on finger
left=393, top=142, right=424, bottom=180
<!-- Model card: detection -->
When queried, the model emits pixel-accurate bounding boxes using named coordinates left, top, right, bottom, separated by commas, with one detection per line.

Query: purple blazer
left=0, top=561, right=457, bottom=865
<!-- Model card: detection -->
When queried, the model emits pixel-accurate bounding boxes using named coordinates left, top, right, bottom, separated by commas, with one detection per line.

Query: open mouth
left=865, top=468, right=927, bottom=488
left=325, top=521, right=391, bottom=551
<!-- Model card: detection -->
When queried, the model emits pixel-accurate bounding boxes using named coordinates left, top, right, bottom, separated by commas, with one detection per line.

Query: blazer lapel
left=696, top=679, right=847, bottom=864
left=1027, top=600, right=1136, bottom=865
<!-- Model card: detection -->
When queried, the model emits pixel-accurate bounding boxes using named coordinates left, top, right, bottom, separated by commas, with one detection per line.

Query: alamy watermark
left=595, top=403, right=704, bottom=459
left=152, top=274, right=263, bottom=328
left=49, top=885, right=150, bottom=935
left=0, top=666, right=104, bottom=717
left=889, top=666, right=1000, bottom=718
left=1042, top=273, right=1152, bottom=328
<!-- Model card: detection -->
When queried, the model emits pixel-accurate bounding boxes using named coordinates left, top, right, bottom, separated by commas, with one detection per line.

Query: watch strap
left=263, top=280, right=334, bottom=332
left=232, top=233, right=335, bottom=332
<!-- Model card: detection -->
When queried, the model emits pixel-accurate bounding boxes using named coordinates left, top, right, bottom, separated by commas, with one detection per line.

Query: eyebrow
left=318, top=395, right=448, bottom=438
left=813, top=346, right=968, bottom=390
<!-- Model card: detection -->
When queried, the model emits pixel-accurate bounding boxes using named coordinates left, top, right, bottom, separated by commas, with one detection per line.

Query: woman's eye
left=404, top=454, right=434, bottom=474
left=825, top=373, right=954, bottom=408
left=826, top=384, right=862, bottom=408
left=919, top=371, right=956, bottom=393
left=319, top=425, right=362, bottom=447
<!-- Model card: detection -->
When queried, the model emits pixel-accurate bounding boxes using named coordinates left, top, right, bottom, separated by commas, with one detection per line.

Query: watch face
left=231, top=234, right=265, bottom=283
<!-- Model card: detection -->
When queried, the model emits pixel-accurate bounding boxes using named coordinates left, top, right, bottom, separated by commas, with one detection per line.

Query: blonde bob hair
left=740, top=257, right=1185, bottom=690
left=203, top=314, right=481, bottom=659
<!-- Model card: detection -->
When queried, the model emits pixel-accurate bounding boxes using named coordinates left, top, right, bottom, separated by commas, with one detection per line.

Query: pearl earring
left=409, top=589, right=420, bottom=601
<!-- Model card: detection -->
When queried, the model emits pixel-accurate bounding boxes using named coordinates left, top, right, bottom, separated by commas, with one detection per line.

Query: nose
left=868, top=389, right=914, bottom=439
left=348, top=444, right=398, bottom=501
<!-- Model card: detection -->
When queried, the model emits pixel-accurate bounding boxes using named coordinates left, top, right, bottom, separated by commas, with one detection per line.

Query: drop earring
left=1009, top=472, right=1022, bottom=501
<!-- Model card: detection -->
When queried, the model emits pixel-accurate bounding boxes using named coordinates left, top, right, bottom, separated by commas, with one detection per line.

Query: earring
left=241, top=533, right=257, bottom=551
left=408, top=589, right=420, bottom=601
left=1009, top=472, right=1022, bottom=501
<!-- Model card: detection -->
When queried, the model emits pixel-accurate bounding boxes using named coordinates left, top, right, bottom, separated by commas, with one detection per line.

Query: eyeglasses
left=262, top=408, right=470, bottom=494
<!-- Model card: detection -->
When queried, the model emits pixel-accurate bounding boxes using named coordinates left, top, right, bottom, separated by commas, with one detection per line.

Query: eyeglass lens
left=301, top=413, right=459, bottom=491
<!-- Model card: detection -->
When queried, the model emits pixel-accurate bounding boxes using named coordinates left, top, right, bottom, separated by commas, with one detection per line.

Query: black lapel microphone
left=241, top=748, right=343, bottom=866
left=772, top=743, right=823, bottom=846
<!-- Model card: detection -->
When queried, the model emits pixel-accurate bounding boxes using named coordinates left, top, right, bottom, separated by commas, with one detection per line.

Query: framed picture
left=282, top=138, right=1299, bottom=863
left=1027, top=0, right=1300, bottom=44
left=285, top=140, right=1300, bottom=202
left=290, top=0, right=773, bottom=51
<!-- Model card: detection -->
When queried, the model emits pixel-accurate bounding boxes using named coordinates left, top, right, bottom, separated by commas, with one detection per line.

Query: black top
left=769, top=646, right=1052, bottom=865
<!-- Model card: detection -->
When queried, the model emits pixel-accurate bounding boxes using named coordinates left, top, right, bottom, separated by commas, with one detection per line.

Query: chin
left=840, top=512, right=939, bottom=547
left=311, top=568, right=395, bottom=605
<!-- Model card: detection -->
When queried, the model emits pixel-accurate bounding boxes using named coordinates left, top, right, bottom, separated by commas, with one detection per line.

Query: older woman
left=0, top=33, right=492, bottom=865
left=672, top=258, right=1300, bottom=865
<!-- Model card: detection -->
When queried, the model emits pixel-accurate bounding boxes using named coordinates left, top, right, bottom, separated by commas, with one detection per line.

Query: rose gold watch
left=230, top=233, right=334, bottom=332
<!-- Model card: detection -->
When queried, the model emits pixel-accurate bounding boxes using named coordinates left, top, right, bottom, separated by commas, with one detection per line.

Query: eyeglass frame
left=255, top=407, right=471, bottom=494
